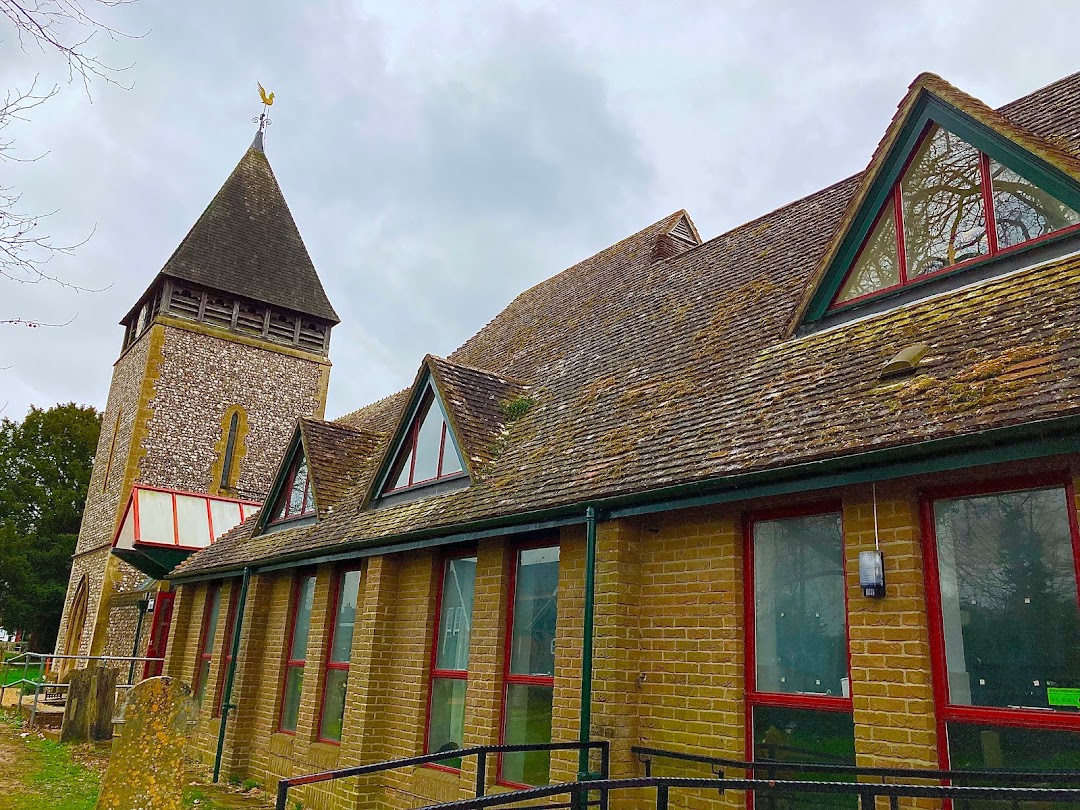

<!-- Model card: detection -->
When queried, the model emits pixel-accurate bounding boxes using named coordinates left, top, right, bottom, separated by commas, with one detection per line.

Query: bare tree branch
left=0, top=0, right=141, bottom=325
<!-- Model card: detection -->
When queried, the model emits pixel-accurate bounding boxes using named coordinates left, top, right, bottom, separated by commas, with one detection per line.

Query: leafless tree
left=1, top=1, right=140, bottom=326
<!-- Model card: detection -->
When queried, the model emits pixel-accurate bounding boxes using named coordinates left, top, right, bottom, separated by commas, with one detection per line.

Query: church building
left=65, top=68, right=1080, bottom=810
left=55, top=128, right=338, bottom=678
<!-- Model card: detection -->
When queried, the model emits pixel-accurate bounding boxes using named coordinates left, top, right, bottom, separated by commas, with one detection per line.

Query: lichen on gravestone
left=96, top=676, right=197, bottom=810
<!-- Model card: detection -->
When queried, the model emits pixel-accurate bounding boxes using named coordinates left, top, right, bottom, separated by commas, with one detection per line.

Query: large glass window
left=279, top=573, right=316, bottom=734
left=748, top=509, right=853, bottom=808
left=318, top=568, right=361, bottom=743
left=753, top=512, right=848, bottom=696
left=933, top=486, right=1080, bottom=712
left=426, top=555, right=477, bottom=769
left=832, top=123, right=1080, bottom=308
left=928, top=481, right=1080, bottom=774
left=268, top=452, right=315, bottom=525
left=500, top=545, right=559, bottom=787
left=385, top=388, right=465, bottom=493
left=193, top=585, right=221, bottom=704
left=213, top=583, right=241, bottom=718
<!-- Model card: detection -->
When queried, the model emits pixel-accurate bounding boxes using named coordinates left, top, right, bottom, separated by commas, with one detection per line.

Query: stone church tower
left=55, top=129, right=337, bottom=665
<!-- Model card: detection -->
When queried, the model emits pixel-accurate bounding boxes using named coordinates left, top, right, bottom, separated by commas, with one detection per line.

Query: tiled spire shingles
left=155, top=139, right=338, bottom=323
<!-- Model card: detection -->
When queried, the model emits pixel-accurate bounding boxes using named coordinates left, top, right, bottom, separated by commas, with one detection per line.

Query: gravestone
left=96, top=677, right=197, bottom=810
left=60, top=666, right=118, bottom=743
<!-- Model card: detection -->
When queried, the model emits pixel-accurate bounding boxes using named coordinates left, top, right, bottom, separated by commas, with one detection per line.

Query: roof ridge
left=427, top=354, right=529, bottom=387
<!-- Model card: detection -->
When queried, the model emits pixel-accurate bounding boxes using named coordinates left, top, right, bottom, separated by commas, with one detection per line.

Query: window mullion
left=981, top=151, right=1000, bottom=254
left=893, top=186, right=908, bottom=285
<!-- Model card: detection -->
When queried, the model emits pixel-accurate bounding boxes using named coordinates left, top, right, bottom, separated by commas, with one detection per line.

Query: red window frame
left=831, top=122, right=1080, bottom=311
left=213, top=582, right=241, bottom=718
left=497, top=540, right=560, bottom=788
left=268, top=456, right=315, bottom=526
left=192, top=584, right=220, bottom=702
left=277, top=570, right=316, bottom=734
left=920, top=472, right=1080, bottom=771
left=384, top=389, right=464, bottom=494
left=316, top=566, right=362, bottom=745
left=424, top=550, right=477, bottom=772
left=743, top=503, right=854, bottom=775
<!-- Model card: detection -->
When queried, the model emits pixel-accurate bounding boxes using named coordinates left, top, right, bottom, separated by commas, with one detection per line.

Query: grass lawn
left=0, top=708, right=275, bottom=809
left=1, top=661, right=44, bottom=686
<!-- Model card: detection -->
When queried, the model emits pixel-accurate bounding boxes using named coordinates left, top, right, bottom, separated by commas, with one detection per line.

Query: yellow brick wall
left=635, top=507, right=745, bottom=810
left=843, top=485, right=938, bottom=772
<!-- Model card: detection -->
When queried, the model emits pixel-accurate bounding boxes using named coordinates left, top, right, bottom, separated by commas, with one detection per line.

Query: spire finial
left=252, top=82, right=274, bottom=151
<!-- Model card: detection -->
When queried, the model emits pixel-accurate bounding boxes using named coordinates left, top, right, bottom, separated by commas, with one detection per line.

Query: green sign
left=1046, top=687, right=1080, bottom=707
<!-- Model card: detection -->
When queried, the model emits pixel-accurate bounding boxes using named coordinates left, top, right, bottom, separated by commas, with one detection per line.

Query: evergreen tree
left=0, top=404, right=101, bottom=652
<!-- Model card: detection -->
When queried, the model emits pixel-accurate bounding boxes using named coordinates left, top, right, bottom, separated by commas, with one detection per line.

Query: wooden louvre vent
left=670, top=216, right=697, bottom=244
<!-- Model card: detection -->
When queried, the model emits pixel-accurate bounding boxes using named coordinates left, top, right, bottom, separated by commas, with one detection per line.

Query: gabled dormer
left=793, top=73, right=1080, bottom=332
left=367, top=356, right=530, bottom=508
left=258, top=430, right=316, bottom=533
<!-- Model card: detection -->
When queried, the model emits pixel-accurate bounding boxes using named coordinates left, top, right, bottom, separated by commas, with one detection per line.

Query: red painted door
left=143, top=590, right=175, bottom=679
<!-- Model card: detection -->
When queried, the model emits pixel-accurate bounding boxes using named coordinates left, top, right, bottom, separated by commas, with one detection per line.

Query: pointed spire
left=152, top=137, right=339, bottom=323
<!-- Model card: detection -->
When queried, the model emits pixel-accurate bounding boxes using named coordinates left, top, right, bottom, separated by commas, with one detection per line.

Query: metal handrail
left=416, top=774, right=1080, bottom=810
left=276, top=740, right=610, bottom=810
left=0, top=651, right=163, bottom=728
left=632, top=743, right=1080, bottom=785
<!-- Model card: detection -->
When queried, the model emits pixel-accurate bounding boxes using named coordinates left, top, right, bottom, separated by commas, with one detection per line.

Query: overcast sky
left=2, top=1, right=1079, bottom=422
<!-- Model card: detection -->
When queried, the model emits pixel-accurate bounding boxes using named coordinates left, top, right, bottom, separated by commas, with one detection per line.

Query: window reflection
left=934, top=487, right=1080, bottom=711
left=836, top=206, right=900, bottom=303
left=991, top=160, right=1080, bottom=249
left=902, top=125, right=989, bottom=277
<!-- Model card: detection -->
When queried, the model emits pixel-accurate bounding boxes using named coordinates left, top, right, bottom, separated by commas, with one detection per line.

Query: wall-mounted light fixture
left=860, top=550, right=886, bottom=598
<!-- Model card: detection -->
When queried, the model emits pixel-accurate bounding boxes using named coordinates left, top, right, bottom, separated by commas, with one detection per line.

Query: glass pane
left=934, top=487, right=1080, bottom=710
left=196, top=659, right=211, bottom=703
left=509, top=546, right=560, bottom=676
left=289, top=575, right=316, bottom=661
left=502, top=683, right=553, bottom=786
left=280, top=665, right=303, bottom=732
left=991, top=159, right=1080, bottom=250
left=836, top=205, right=900, bottom=303
left=288, top=459, right=308, bottom=516
left=435, top=557, right=477, bottom=671
left=202, top=588, right=221, bottom=656
left=427, top=677, right=467, bottom=767
left=175, top=495, right=211, bottom=548
left=948, top=723, right=1080, bottom=810
left=413, top=400, right=443, bottom=483
left=319, top=667, right=348, bottom=741
left=138, top=488, right=175, bottom=545
left=754, top=513, right=848, bottom=696
left=902, top=124, right=989, bottom=277
left=752, top=705, right=856, bottom=809
left=302, top=478, right=315, bottom=514
left=209, top=500, right=244, bottom=541
left=330, top=570, right=362, bottom=663
left=949, top=722, right=1080, bottom=771
left=390, top=447, right=413, bottom=490
left=440, top=433, right=464, bottom=476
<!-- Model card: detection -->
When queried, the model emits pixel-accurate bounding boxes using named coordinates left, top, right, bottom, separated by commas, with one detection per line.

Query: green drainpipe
left=213, top=567, right=250, bottom=783
left=577, top=506, right=598, bottom=782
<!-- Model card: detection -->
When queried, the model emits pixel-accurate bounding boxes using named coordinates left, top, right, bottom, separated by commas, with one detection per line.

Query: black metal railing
left=274, top=740, right=609, bottom=810
left=416, top=775, right=1080, bottom=810
left=631, top=744, right=1080, bottom=809
left=634, top=743, right=1080, bottom=786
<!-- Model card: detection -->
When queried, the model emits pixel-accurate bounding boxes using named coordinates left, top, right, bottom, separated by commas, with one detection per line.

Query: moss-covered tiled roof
left=171, top=71, right=1080, bottom=578
left=151, top=139, right=338, bottom=323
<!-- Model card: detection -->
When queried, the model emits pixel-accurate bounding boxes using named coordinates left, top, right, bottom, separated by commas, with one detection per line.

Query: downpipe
left=213, top=566, right=250, bottom=783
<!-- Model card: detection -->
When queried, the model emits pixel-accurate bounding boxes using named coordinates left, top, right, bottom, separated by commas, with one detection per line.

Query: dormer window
left=268, top=453, right=315, bottom=525
left=834, top=123, right=1080, bottom=308
left=384, top=387, right=464, bottom=494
